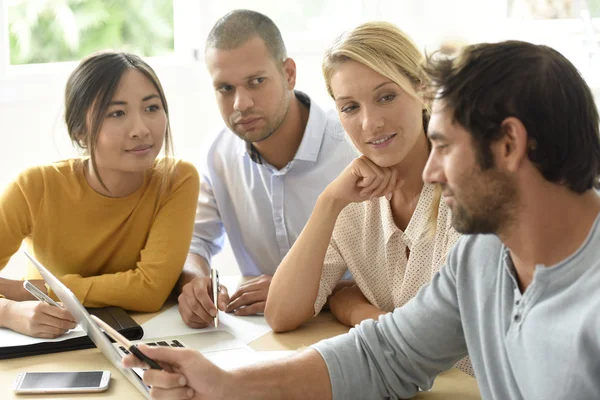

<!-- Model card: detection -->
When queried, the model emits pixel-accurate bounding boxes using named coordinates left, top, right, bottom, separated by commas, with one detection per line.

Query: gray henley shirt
left=312, top=214, right=600, bottom=399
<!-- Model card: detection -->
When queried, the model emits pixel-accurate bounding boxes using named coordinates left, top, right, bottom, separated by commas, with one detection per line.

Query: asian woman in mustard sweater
left=0, top=52, right=200, bottom=338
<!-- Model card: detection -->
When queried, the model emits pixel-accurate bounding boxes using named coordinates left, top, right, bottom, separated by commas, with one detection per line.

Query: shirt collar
left=380, top=183, right=437, bottom=247
left=380, top=197, right=400, bottom=244
left=238, top=91, right=326, bottom=164
left=292, top=91, right=326, bottom=163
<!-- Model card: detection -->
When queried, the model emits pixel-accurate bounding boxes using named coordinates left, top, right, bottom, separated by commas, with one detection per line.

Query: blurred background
left=1, top=0, right=599, bottom=276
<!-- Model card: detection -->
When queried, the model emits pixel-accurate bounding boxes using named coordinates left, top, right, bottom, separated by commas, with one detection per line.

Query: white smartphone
left=13, top=370, right=111, bottom=394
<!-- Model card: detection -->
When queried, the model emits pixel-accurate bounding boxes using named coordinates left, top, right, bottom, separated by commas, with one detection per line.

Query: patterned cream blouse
left=315, top=183, right=473, bottom=375
left=315, top=183, right=460, bottom=314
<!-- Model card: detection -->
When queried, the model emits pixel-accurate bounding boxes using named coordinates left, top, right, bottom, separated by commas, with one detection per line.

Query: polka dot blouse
left=315, top=183, right=460, bottom=314
left=314, top=183, right=474, bottom=376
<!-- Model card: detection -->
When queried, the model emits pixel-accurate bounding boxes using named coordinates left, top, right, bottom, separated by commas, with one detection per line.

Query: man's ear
left=496, top=116, right=528, bottom=172
left=282, top=58, right=297, bottom=90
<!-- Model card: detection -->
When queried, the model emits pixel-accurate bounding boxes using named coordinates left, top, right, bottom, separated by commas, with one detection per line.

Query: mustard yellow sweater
left=0, top=158, right=199, bottom=312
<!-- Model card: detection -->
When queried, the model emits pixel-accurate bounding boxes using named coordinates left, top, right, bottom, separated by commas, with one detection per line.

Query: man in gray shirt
left=123, top=40, right=600, bottom=400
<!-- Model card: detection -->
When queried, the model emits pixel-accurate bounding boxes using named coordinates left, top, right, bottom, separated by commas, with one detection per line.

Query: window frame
left=0, top=2, right=7, bottom=77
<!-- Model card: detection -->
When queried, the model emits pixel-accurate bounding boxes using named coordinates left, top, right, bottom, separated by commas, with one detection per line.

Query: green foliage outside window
left=8, top=0, right=173, bottom=65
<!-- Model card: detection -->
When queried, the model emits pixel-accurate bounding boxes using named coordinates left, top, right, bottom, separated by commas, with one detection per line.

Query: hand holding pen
left=177, top=268, right=227, bottom=329
left=0, top=281, right=76, bottom=339
left=23, top=280, right=63, bottom=308
left=91, top=315, right=163, bottom=370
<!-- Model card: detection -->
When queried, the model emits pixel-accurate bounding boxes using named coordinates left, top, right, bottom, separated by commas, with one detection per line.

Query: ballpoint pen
left=23, top=280, right=63, bottom=308
left=210, top=268, right=219, bottom=328
left=91, top=315, right=163, bottom=370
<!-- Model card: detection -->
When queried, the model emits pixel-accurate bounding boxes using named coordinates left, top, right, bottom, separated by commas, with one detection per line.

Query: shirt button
left=514, top=314, right=521, bottom=322
left=515, top=300, right=520, bottom=305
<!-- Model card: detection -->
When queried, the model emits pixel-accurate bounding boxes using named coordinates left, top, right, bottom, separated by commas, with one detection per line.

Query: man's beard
left=449, top=169, right=518, bottom=235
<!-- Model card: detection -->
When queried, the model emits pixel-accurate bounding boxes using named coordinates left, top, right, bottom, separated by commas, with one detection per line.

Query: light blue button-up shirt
left=190, top=92, right=357, bottom=276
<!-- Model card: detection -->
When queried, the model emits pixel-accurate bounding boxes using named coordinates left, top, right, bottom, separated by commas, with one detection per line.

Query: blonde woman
left=265, top=21, right=471, bottom=374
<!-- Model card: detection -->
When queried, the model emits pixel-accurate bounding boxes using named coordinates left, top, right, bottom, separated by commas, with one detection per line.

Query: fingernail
left=385, top=193, right=392, bottom=200
left=179, top=376, right=187, bottom=386
left=209, top=309, right=217, bottom=317
left=187, top=388, right=194, bottom=398
left=220, top=302, right=227, bottom=310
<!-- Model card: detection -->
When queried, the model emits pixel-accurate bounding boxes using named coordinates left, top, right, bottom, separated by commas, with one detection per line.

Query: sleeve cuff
left=189, top=239, right=213, bottom=265
left=310, top=338, right=350, bottom=400
left=48, top=275, right=93, bottom=305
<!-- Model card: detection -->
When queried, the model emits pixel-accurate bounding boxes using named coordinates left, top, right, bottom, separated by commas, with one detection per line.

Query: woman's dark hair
left=65, top=51, right=174, bottom=191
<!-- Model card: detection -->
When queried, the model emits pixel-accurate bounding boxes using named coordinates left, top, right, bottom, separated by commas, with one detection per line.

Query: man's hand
left=3, top=300, right=76, bottom=338
left=178, top=276, right=230, bottom=328
left=328, top=284, right=385, bottom=327
left=226, top=275, right=272, bottom=316
left=123, top=344, right=230, bottom=400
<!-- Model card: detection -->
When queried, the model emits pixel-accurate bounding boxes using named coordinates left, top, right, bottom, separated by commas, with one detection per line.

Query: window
left=7, top=0, right=174, bottom=65
left=196, top=0, right=367, bottom=55
left=508, top=0, right=600, bottom=19
left=505, top=0, right=600, bottom=87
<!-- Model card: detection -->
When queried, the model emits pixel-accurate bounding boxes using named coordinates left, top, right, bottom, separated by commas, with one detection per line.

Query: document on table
left=142, top=275, right=273, bottom=344
left=205, top=349, right=296, bottom=370
left=141, top=304, right=272, bottom=344
left=0, top=325, right=85, bottom=348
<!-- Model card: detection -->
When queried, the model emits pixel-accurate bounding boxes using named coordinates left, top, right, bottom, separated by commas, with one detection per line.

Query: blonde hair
left=322, top=21, right=442, bottom=237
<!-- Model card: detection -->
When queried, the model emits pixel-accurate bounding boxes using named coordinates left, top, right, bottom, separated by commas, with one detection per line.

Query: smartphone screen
left=18, top=371, right=105, bottom=390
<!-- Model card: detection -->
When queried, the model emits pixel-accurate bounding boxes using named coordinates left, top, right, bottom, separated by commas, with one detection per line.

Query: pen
left=210, top=268, right=219, bottom=328
left=23, top=280, right=63, bottom=308
left=90, top=315, right=163, bottom=370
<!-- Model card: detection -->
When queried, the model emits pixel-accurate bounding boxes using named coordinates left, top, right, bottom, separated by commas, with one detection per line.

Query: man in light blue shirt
left=125, top=41, right=600, bottom=399
left=177, top=10, right=356, bottom=327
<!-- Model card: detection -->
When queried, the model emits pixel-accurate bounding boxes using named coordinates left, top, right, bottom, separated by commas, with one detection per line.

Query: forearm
left=0, top=298, right=14, bottom=328
left=336, top=302, right=386, bottom=327
left=176, top=253, right=210, bottom=293
left=60, top=266, right=181, bottom=312
left=0, top=277, right=34, bottom=301
left=226, top=349, right=332, bottom=400
left=265, top=195, right=345, bottom=332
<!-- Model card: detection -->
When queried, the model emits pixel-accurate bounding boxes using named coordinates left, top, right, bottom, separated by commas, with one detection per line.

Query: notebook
left=0, top=306, right=143, bottom=360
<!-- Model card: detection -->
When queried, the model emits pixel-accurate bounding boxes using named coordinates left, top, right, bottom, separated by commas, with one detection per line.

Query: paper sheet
left=204, top=349, right=296, bottom=370
left=140, top=304, right=273, bottom=344
left=0, top=325, right=85, bottom=348
left=142, top=276, right=273, bottom=344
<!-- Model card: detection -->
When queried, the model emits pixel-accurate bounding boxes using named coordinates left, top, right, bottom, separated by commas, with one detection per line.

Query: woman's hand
left=328, top=284, right=386, bottom=327
left=322, top=155, right=404, bottom=208
left=2, top=300, right=76, bottom=338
